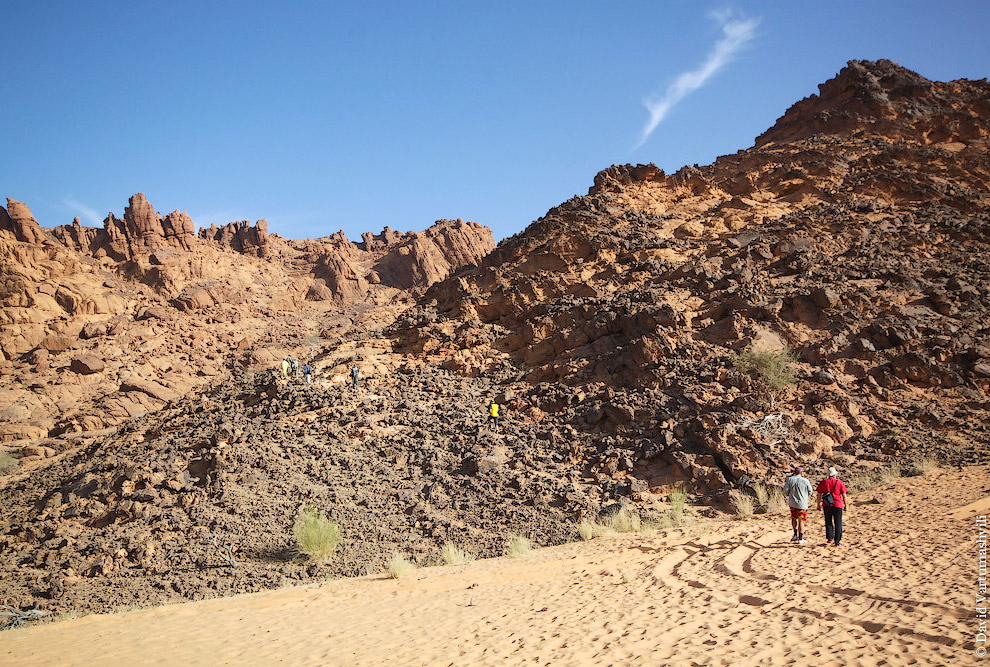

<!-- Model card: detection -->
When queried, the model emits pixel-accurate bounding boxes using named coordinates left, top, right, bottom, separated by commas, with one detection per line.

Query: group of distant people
left=783, top=465, right=849, bottom=546
left=279, top=357, right=361, bottom=390
left=280, top=356, right=313, bottom=384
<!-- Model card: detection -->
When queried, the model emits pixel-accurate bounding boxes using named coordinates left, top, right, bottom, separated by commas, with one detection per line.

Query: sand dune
left=4, top=465, right=984, bottom=666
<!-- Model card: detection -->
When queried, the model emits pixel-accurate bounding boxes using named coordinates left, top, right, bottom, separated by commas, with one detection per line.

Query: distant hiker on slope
left=815, top=466, right=849, bottom=547
left=783, top=465, right=813, bottom=545
left=290, top=357, right=300, bottom=377
left=351, top=364, right=360, bottom=391
left=281, top=358, right=290, bottom=378
left=304, top=362, right=312, bottom=385
left=488, top=400, right=501, bottom=431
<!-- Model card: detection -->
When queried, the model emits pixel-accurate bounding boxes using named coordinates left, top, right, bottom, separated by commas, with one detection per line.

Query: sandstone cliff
left=0, top=194, right=494, bottom=440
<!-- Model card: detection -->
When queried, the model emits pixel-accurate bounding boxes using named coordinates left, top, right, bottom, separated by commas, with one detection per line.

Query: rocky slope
left=0, top=195, right=494, bottom=441
left=1, top=59, right=988, bottom=619
left=392, top=59, right=990, bottom=491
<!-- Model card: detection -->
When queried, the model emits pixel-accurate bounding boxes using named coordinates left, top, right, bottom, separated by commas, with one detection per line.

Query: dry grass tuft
left=504, top=534, right=534, bottom=557
left=0, top=452, right=19, bottom=475
left=440, top=542, right=476, bottom=565
left=767, top=485, right=789, bottom=514
left=608, top=508, right=642, bottom=533
left=907, top=455, right=940, bottom=475
left=667, top=488, right=687, bottom=525
left=753, top=483, right=770, bottom=507
left=876, top=464, right=902, bottom=484
left=578, top=517, right=615, bottom=541
left=729, top=490, right=754, bottom=517
left=293, top=508, right=341, bottom=563
left=387, top=553, right=416, bottom=579
left=848, top=461, right=910, bottom=493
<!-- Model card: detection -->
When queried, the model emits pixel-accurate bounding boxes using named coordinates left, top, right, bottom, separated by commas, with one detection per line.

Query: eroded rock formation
left=0, top=192, right=495, bottom=439
left=0, top=60, right=988, bottom=622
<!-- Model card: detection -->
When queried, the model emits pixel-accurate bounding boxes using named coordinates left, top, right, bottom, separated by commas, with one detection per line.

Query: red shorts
left=790, top=507, right=808, bottom=523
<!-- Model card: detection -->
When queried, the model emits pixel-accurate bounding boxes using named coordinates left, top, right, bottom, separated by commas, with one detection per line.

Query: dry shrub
left=504, top=534, right=533, bottom=557
left=293, top=508, right=341, bottom=562
left=0, top=452, right=19, bottom=475
left=667, top=488, right=687, bottom=525
left=729, top=490, right=754, bottom=517
left=907, top=455, right=940, bottom=475
left=767, top=486, right=789, bottom=514
left=440, top=542, right=475, bottom=565
left=387, top=553, right=416, bottom=579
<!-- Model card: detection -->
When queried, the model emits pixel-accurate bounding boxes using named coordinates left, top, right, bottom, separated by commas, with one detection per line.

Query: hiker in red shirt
left=815, top=467, right=849, bottom=547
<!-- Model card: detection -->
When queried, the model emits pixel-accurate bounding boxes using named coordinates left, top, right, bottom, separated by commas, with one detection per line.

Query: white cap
left=828, top=467, right=838, bottom=477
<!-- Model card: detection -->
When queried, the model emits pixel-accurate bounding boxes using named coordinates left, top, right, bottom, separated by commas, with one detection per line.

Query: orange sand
left=4, top=465, right=984, bottom=666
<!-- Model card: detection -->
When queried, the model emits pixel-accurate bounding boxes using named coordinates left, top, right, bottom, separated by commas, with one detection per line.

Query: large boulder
left=71, top=354, right=105, bottom=374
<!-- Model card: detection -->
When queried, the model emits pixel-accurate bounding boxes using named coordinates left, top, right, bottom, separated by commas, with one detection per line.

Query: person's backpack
left=822, top=491, right=835, bottom=506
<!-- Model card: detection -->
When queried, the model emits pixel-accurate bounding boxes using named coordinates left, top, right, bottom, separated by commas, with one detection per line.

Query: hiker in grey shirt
left=783, top=465, right=813, bottom=544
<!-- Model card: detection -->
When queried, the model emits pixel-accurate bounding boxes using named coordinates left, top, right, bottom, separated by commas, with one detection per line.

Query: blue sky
left=3, top=1, right=989, bottom=242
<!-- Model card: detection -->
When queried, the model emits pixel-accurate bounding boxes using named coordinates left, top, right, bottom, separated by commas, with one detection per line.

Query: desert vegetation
left=387, top=553, right=416, bottom=579
left=293, top=509, right=341, bottom=563
left=504, top=534, right=534, bottom=557
left=847, top=455, right=940, bottom=493
left=728, top=490, right=755, bottom=517
left=440, top=542, right=476, bottom=565
left=752, top=482, right=788, bottom=514
left=0, top=452, right=19, bottom=475
left=733, top=348, right=797, bottom=410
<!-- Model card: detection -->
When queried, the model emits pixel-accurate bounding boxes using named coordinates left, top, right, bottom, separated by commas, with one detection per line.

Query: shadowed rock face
left=199, top=219, right=269, bottom=257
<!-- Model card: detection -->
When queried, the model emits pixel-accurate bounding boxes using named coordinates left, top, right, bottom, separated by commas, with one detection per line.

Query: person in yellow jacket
left=488, top=401, right=501, bottom=430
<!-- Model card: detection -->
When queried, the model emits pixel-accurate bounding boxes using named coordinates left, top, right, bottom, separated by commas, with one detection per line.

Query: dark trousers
left=824, top=506, right=843, bottom=544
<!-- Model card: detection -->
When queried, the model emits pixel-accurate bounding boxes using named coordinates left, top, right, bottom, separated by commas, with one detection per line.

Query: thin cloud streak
left=61, top=198, right=105, bottom=226
left=634, top=12, right=759, bottom=150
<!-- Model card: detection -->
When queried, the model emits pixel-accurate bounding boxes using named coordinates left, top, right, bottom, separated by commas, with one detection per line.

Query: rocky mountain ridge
left=0, top=59, right=988, bottom=620
left=392, top=58, right=990, bottom=491
left=0, top=194, right=494, bottom=441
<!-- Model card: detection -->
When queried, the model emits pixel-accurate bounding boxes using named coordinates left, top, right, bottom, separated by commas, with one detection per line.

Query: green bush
left=293, top=509, right=340, bottom=562
left=734, top=348, right=797, bottom=408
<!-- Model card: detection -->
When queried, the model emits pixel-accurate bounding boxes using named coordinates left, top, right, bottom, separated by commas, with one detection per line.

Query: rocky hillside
left=393, top=59, right=990, bottom=491
left=1, top=59, right=988, bottom=620
left=0, top=194, right=494, bottom=441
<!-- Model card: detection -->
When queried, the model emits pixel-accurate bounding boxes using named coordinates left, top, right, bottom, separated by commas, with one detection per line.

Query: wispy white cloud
left=634, top=10, right=759, bottom=150
left=61, top=198, right=106, bottom=226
